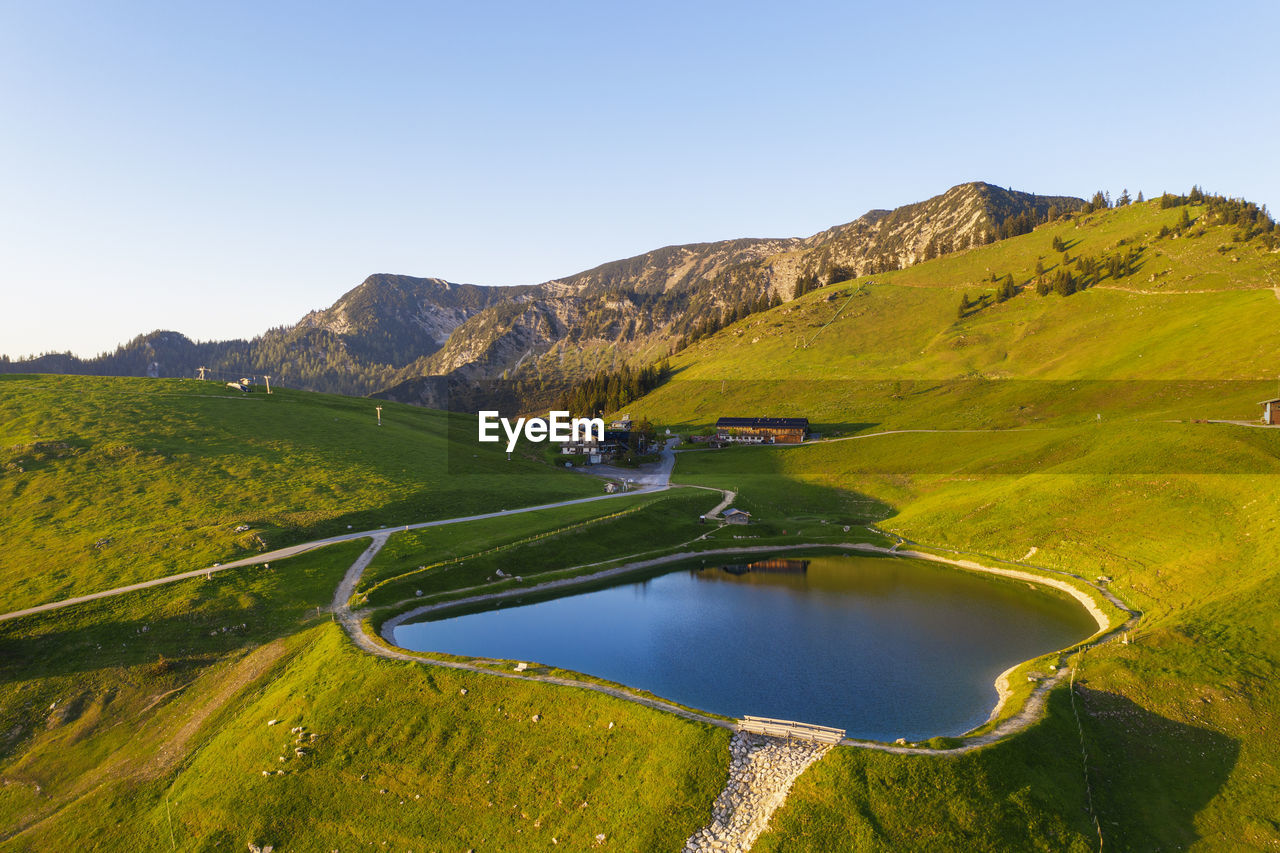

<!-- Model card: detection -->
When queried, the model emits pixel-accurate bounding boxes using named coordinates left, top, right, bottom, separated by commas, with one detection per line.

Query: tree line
left=552, top=360, right=671, bottom=418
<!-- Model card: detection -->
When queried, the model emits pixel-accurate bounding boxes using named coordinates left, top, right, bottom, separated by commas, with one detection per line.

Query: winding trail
left=706, top=490, right=736, bottom=518
left=0, top=438, right=688, bottom=625
left=681, top=484, right=737, bottom=518
left=0, top=487, right=670, bottom=624
left=4, top=451, right=1145, bottom=851
left=1089, top=285, right=1244, bottom=295
left=1205, top=419, right=1280, bottom=430
left=3, top=439, right=1139, bottom=760
left=342, top=537, right=1136, bottom=756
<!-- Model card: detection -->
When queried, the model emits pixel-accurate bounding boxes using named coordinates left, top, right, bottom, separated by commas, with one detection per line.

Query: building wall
left=716, top=426, right=807, bottom=444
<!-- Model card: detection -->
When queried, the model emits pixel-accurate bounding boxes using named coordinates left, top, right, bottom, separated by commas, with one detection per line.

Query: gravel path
left=0, top=487, right=668, bottom=623
left=4, top=457, right=1138, bottom=763
left=705, top=489, right=737, bottom=518
left=333, top=533, right=738, bottom=730
left=0, top=433, right=1151, bottom=852
left=345, top=538, right=1137, bottom=757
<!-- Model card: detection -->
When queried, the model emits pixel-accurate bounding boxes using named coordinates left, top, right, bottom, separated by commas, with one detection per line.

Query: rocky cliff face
left=295, top=274, right=528, bottom=367
left=379, top=182, right=1084, bottom=397
left=798, top=182, right=1084, bottom=278
left=551, top=238, right=804, bottom=297
left=401, top=239, right=792, bottom=382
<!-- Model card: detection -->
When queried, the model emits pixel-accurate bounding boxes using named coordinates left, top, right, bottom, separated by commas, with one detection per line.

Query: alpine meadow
left=5, top=175, right=1280, bottom=852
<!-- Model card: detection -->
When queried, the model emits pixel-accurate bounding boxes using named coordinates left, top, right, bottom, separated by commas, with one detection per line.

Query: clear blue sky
left=3, top=0, right=1277, bottom=358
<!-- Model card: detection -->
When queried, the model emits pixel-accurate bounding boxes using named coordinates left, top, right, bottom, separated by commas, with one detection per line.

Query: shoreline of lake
left=383, top=545, right=1116, bottom=740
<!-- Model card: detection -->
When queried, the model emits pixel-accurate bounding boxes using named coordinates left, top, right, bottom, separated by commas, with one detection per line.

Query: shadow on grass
left=0, top=605, right=308, bottom=768
left=1077, top=685, right=1240, bottom=851
left=672, top=445, right=895, bottom=525
left=810, top=421, right=879, bottom=436
left=0, top=543, right=362, bottom=689
left=0, top=603, right=308, bottom=688
left=758, top=683, right=1238, bottom=851
left=259, top=486, right=570, bottom=546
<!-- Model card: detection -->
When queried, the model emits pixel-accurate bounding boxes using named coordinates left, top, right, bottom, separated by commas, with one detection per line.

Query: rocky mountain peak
left=5, top=181, right=1087, bottom=404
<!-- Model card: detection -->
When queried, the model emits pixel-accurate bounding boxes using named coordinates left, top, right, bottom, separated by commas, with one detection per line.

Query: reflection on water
left=718, top=558, right=809, bottom=576
left=393, top=554, right=1096, bottom=740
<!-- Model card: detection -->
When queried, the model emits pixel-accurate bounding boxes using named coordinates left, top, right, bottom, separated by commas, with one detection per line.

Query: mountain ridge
left=3, top=181, right=1087, bottom=400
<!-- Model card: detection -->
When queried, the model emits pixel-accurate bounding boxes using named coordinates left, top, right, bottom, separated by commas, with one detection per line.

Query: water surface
left=393, top=554, right=1095, bottom=740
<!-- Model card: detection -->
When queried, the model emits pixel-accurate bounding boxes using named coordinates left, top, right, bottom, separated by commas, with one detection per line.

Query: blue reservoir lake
left=391, top=554, right=1097, bottom=741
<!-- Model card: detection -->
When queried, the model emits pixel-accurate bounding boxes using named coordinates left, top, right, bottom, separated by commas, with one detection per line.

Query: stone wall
left=684, top=732, right=833, bottom=852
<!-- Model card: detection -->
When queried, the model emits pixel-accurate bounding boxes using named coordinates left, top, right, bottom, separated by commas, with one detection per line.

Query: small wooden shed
left=722, top=508, right=752, bottom=525
left=1261, top=399, right=1280, bottom=426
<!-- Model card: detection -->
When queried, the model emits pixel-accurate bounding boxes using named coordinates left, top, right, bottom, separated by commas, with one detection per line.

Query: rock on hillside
left=295, top=274, right=531, bottom=366
left=384, top=183, right=1084, bottom=393
left=799, top=182, right=1085, bottom=279
left=549, top=237, right=804, bottom=298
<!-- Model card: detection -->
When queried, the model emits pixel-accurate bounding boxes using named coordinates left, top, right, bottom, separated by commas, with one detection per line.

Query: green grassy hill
left=0, top=539, right=726, bottom=850
left=630, top=198, right=1278, bottom=431
left=0, top=377, right=730, bottom=849
left=0, top=375, right=598, bottom=612
left=3, top=195, right=1279, bottom=851
left=616, top=198, right=1280, bottom=849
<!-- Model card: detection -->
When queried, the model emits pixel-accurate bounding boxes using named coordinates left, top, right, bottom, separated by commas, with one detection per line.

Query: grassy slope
left=4, top=199, right=1279, bottom=851
left=757, top=692, right=1100, bottom=852
left=355, top=491, right=678, bottom=591
left=619, top=201, right=1280, bottom=849
left=0, top=540, right=726, bottom=851
left=0, top=375, right=598, bottom=612
left=631, top=200, right=1279, bottom=433
left=0, top=376, right=730, bottom=849
left=359, top=488, right=719, bottom=609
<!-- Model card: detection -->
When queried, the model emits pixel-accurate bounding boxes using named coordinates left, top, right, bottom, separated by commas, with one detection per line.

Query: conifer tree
left=1052, top=269, right=1077, bottom=296
left=996, top=275, right=1016, bottom=302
